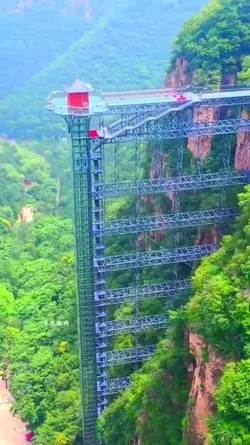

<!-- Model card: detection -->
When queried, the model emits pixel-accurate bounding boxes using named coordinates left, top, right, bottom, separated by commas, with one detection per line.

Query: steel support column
left=173, top=138, right=184, bottom=280
left=71, top=118, right=98, bottom=444
left=92, top=138, right=108, bottom=416
left=220, top=135, right=233, bottom=207
left=133, top=140, right=141, bottom=367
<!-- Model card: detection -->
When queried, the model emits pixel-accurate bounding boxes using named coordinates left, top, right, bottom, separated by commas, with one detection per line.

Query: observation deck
left=45, top=84, right=250, bottom=117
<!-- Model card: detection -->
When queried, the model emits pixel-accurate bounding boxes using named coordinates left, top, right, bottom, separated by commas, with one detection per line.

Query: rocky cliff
left=165, top=58, right=215, bottom=162
left=235, top=109, right=250, bottom=170
left=185, top=333, right=226, bottom=445
left=165, top=58, right=250, bottom=170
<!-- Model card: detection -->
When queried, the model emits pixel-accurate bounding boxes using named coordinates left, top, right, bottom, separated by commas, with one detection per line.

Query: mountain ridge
left=0, top=0, right=209, bottom=138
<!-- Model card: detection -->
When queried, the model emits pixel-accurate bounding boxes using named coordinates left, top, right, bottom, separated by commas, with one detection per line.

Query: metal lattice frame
left=94, top=243, right=217, bottom=272
left=100, top=377, right=131, bottom=396
left=220, top=135, right=233, bottom=208
left=71, top=118, right=98, bottom=443
left=94, top=208, right=239, bottom=236
left=173, top=136, right=184, bottom=279
left=106, top=345, right=157, bottom=366
left=97, top=171, right=249, bottom=199
left=133, top=140, right=141, bottom=369
left=95, top=279, right=192, bottom=306
left=46, top=87, right=250, bottom=445
left=96, top=313, right=170, bottom=337
left=92, top=135, right=108, bottom=416
left=99, top=118, right=250, bottom=142
left=105, top=95, right=250, bottom=115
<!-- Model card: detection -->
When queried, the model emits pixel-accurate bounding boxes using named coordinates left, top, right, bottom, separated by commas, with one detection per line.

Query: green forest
left=1, top=0, right=250, bottom=444
left=0, top=0, right=208, bottom=138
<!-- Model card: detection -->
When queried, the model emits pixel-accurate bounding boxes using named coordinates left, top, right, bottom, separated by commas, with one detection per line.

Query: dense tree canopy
left=169, top=0, right=250, bottom=85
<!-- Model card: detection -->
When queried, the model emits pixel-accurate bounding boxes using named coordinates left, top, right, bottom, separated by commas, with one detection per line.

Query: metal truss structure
left=106, top=345, right=157, bottom=366
left=96, top=313, right=170, bottom=337
left=94, top=208, right=239, bottom=236
left=95, top=279, right=192, bottom=306
left=94, top=172, right=250, bottom=199
left=102, top=118, right=250, bottom=142
left=101, top=377, right=131, bottom=396
left=103, top=91, right=250, bottom=114
left=94, top=244, right=217, bottom=273
left=46, top=84, right=250, bottom=445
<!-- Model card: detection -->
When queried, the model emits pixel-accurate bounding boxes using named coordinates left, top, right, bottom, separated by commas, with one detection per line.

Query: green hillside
left=0, top=0, right=208, bottom=138
left=0, top=0, right=114, bottom=98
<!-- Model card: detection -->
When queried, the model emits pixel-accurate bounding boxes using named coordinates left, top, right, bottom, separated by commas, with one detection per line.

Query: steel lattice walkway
left=98, top=377, right=131, bottom=396
left=96, top=313, right=169, bottom=337
left=95, top=279, right=192, bottom=306
left=102, top=118, right=250, bottom=142
left=93, top=172, right=249, bottom=199
left=94, top=244, right=217, bottom=272
left=106, top=345, right=157, bottom=366
left=94, top=208, right=239, bottom=236
left=46, top=81, right=250, bottom=445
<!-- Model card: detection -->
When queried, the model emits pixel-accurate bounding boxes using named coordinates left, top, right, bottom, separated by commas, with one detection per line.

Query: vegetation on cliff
left=169, top=0, right=250, bottom=85
left=0, top=139, right=81, bottom=444
left=99, top=185, right=250, bottom=444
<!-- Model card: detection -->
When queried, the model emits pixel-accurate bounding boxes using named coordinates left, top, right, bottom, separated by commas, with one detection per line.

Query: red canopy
left=25, top=432, right=34, bottom=441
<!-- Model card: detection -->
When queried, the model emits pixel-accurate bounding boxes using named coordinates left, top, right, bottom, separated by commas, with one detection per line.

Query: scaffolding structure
left=46, top=83, right=250, bottom=445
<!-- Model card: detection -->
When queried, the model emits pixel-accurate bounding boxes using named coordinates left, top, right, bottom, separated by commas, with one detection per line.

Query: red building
left=64, top=79, right=93, bottom=109
left=23, top=178, right=32, bottom=186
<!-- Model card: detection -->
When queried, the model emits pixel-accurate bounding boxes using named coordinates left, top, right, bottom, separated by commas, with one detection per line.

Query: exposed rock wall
left=166, top=58, right=214, bottom=161
left=186, top=333, right=227, bottom=445
left=165, top=57, right=192, bottom=89
left=187, top=108, right=217, bottom=159
left=141, top=151, right=171, bottom=247
left=165, top=60, right=250, bottom=171
left=235, top=109, right=250, bottom=170
left=195, top=228, right=218, bottom=246
left=18, top=207, right=34, bottom=223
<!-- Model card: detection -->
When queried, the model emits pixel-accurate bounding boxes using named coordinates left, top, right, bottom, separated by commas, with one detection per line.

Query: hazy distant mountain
left=0, top=0, right=115, bottom=98
left=0, top=0, right=209, bottom=138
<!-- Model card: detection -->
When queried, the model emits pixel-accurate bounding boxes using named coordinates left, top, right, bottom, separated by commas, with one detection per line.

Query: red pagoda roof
left=63, top=79, right=93, bottom=93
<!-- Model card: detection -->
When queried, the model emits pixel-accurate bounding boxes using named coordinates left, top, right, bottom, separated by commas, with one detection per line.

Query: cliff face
left=187, top=108, right=217, bottom=159
left=165, top=59, right=250, bottom=170
left=18, top=207, right=34, bottom=223
left=195, top=228, right=218, bottom=246
left=165, top=57, right=192, bottom=89
left=141, top=150, right=171, bottom=246
left=166, top=58, right=214, bottom=161
left=235, top=109, right=250, bottom=170
left=186, top=333, right=226, bottom=445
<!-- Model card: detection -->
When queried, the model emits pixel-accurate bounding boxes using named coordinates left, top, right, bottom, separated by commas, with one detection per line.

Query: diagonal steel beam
left=98, top=377, right=131, bottom=396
